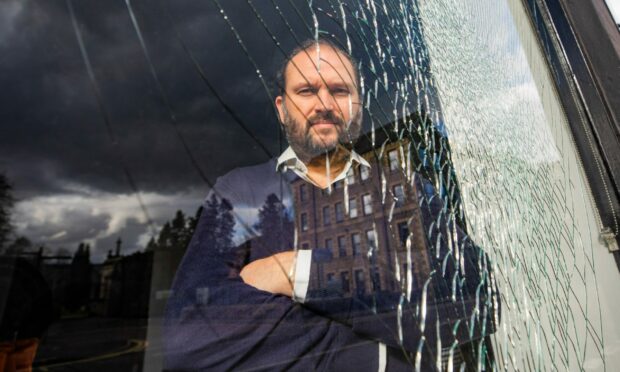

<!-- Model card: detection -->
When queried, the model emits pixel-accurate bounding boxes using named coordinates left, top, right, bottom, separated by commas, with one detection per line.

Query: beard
left=281, top=105, right=362, bottom=160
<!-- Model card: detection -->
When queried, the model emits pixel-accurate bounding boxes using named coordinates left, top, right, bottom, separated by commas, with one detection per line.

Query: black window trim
left=523, top=0, right=620, bottom=267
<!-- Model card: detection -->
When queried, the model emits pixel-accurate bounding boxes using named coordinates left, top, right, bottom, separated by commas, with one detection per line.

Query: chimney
left=115, top=237, right=122, bottom=257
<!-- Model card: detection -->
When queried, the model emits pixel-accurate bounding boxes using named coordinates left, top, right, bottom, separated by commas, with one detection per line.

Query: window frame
left=362, top=193, right=373, bottom=215
left=322, top=205, right=331, bottom=226
left=351, top=233, right=362, bottom=255
left=349, top=198, right=358, bottom=218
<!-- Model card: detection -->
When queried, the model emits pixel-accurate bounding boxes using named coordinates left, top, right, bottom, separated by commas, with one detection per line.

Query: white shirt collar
left=276, top=146, right=370, bottom=188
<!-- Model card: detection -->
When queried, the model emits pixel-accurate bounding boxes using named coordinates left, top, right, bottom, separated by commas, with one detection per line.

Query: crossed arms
left=164, top=175, right=499, bottom=370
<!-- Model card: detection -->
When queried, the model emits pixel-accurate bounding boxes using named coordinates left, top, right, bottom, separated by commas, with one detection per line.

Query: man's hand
left=240, top=251, right=296, bottom=297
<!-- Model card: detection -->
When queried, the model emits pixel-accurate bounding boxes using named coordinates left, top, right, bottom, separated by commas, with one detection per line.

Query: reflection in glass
left=1, top=0, right=616, bottom=370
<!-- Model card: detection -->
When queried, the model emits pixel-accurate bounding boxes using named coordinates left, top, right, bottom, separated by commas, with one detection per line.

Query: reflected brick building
left=293, top=138, right=432, bottom=297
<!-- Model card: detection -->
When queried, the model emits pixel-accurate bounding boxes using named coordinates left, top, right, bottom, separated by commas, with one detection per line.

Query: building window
left=338, top=236, right=347, bottom=257
left=351, top=233, right=362, bottom=255
left=388, top=149, right=399, bottom=171
left=340, top=271, right=350, bottom=293
left=346, top=167, right=355, bottom=185
left=349, top=198, right=358, bottom=218
left=397, top=222, right=409, bottom=245
left=327, top=273, right=335, bottom=284
left=355, top=269, right=366, bottom=296
left=360, top=166, right=370, bottom=181
left=323, top=206, right=331, bottom=226
left=300, top=213, right=308, bottom=231
left=325, top=238, right=333, bottom=254
left=371, top=269, right=381, bottom=291
left=335, top=202, right=344, bottom=222
left=366, top=230, right=376, bottom=250
left=393, top=184, right=405, bottom=207
left=333, top=180, right=343, bottom=189
left=299, top=184, right=308, bottom=201
left=362, top=194, right=373, bottom=215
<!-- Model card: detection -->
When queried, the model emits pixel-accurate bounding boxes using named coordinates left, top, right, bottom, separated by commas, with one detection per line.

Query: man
left=239, top=38, right=366, bottom=297
left=164, top=38, right=498, bottom=371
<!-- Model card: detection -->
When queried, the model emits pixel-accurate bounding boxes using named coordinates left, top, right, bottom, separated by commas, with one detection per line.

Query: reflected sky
left=0, top=0, right=427, bottom=261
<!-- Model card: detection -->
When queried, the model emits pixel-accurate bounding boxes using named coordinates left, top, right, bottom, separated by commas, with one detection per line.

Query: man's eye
left=332, top=88, right=350, bottom=96
left=298, top=88, right=316, bottom=95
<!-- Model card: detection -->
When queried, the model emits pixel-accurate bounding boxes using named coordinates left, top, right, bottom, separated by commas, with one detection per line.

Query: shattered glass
left=0, top=0, right=618, bottom=370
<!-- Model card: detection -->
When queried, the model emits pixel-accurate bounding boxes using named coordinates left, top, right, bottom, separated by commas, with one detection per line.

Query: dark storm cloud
left=0, top=0, right=299, bottom=199
left=0, top=0, right=405, bottom=199
left=15, top=205, right=111, bottom=248
left=94, top=217, right=147, bottom=261
left=1, top=0, right=418, bottom=258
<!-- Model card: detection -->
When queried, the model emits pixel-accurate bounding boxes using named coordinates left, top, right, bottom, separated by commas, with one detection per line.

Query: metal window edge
left=521, top=0, right=620, bottom=259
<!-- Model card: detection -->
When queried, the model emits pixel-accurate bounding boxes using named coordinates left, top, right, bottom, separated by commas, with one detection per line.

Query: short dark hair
left=276, top=38, right=360, bottom=96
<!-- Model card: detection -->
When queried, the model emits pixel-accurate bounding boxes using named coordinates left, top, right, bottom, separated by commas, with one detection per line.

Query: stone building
left=293, top=125, right=435, bottom=298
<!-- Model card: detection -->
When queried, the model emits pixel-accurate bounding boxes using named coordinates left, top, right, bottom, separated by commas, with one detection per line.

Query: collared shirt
left=276, top=146, right=371, bottom=190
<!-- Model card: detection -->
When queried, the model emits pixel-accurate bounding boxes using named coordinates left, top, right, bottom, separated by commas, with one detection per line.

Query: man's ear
left=275, top=95, right=285, bottom=124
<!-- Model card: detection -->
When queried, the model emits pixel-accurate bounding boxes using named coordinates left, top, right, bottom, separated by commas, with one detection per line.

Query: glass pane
left=1, top=0, right=618, bottom=370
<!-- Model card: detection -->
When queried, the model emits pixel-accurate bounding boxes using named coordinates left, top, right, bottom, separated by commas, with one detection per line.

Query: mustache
left=306, top=112, right=346, bottom=127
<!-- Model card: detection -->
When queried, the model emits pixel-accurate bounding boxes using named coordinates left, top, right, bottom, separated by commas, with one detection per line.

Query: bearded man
left=164, top=38, right=498, bottom=371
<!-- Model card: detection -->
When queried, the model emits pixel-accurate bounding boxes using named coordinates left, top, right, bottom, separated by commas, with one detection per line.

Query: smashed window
left=0, top=0, right=617, bottom=371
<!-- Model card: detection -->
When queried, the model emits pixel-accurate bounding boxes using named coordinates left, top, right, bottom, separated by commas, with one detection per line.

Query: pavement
left=33, top=317, right=148, bottom=371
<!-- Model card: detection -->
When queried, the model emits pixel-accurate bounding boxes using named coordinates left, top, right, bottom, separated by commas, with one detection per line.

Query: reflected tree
left=4, top=236, right=33, bottom=256
left=255, top=194, right=293, bottom=254
left=0, top=173, right=14, bottom=250
left=66, top=242, right=91, bottom=312
left=216, top=199, right=235, bottom=252
left=202, top=194, right=220, bottom=252
left=145, top=203, right=223, bottom=254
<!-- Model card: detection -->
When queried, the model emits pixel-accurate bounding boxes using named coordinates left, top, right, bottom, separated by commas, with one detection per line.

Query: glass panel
left=1, top=0, right=617, bottom=370
left=388, top=149, right=399, bottom=171
left=362, top=193, right=372, bottom=215
left=335, top=202, right=344, bottom=222
left=337, top=236, right=347, bottom=257
left=351, top=233, right=361, bottom=256
left=393, top=184, right=405, bottom=207
left=348, top=198, right=358, bottom=218
left=346, top=168, right=355, bottom=185
left=322, top=205, right=331, bottom=226
left=417, top=0, right=620, bottom=369
left=360, top=165, right=370, bottom=181
left=365, top=229, right=376, bottom=249
left=324, top=238, right=333, bottom=254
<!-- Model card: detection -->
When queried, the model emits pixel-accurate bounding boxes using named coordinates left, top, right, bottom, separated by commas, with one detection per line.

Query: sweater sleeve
left=164, top=201, right=388, bottom=371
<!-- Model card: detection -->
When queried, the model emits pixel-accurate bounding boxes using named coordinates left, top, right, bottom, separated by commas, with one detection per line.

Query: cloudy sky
left=1, top=0, right=424, bottom=262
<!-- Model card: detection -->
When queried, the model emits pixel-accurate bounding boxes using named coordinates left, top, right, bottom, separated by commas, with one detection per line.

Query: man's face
left=275, top=44, right=362, bottom=158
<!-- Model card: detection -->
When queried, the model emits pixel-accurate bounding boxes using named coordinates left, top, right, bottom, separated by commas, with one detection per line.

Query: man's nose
left=315, top=88, right=336, bottom=112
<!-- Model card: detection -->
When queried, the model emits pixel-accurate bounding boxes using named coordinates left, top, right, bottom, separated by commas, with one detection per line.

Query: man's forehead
left=286, top=45, right=355, bottom=82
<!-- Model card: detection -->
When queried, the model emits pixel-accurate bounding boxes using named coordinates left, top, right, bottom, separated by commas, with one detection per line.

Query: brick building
left=293, top=136, right=433, bottom=298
